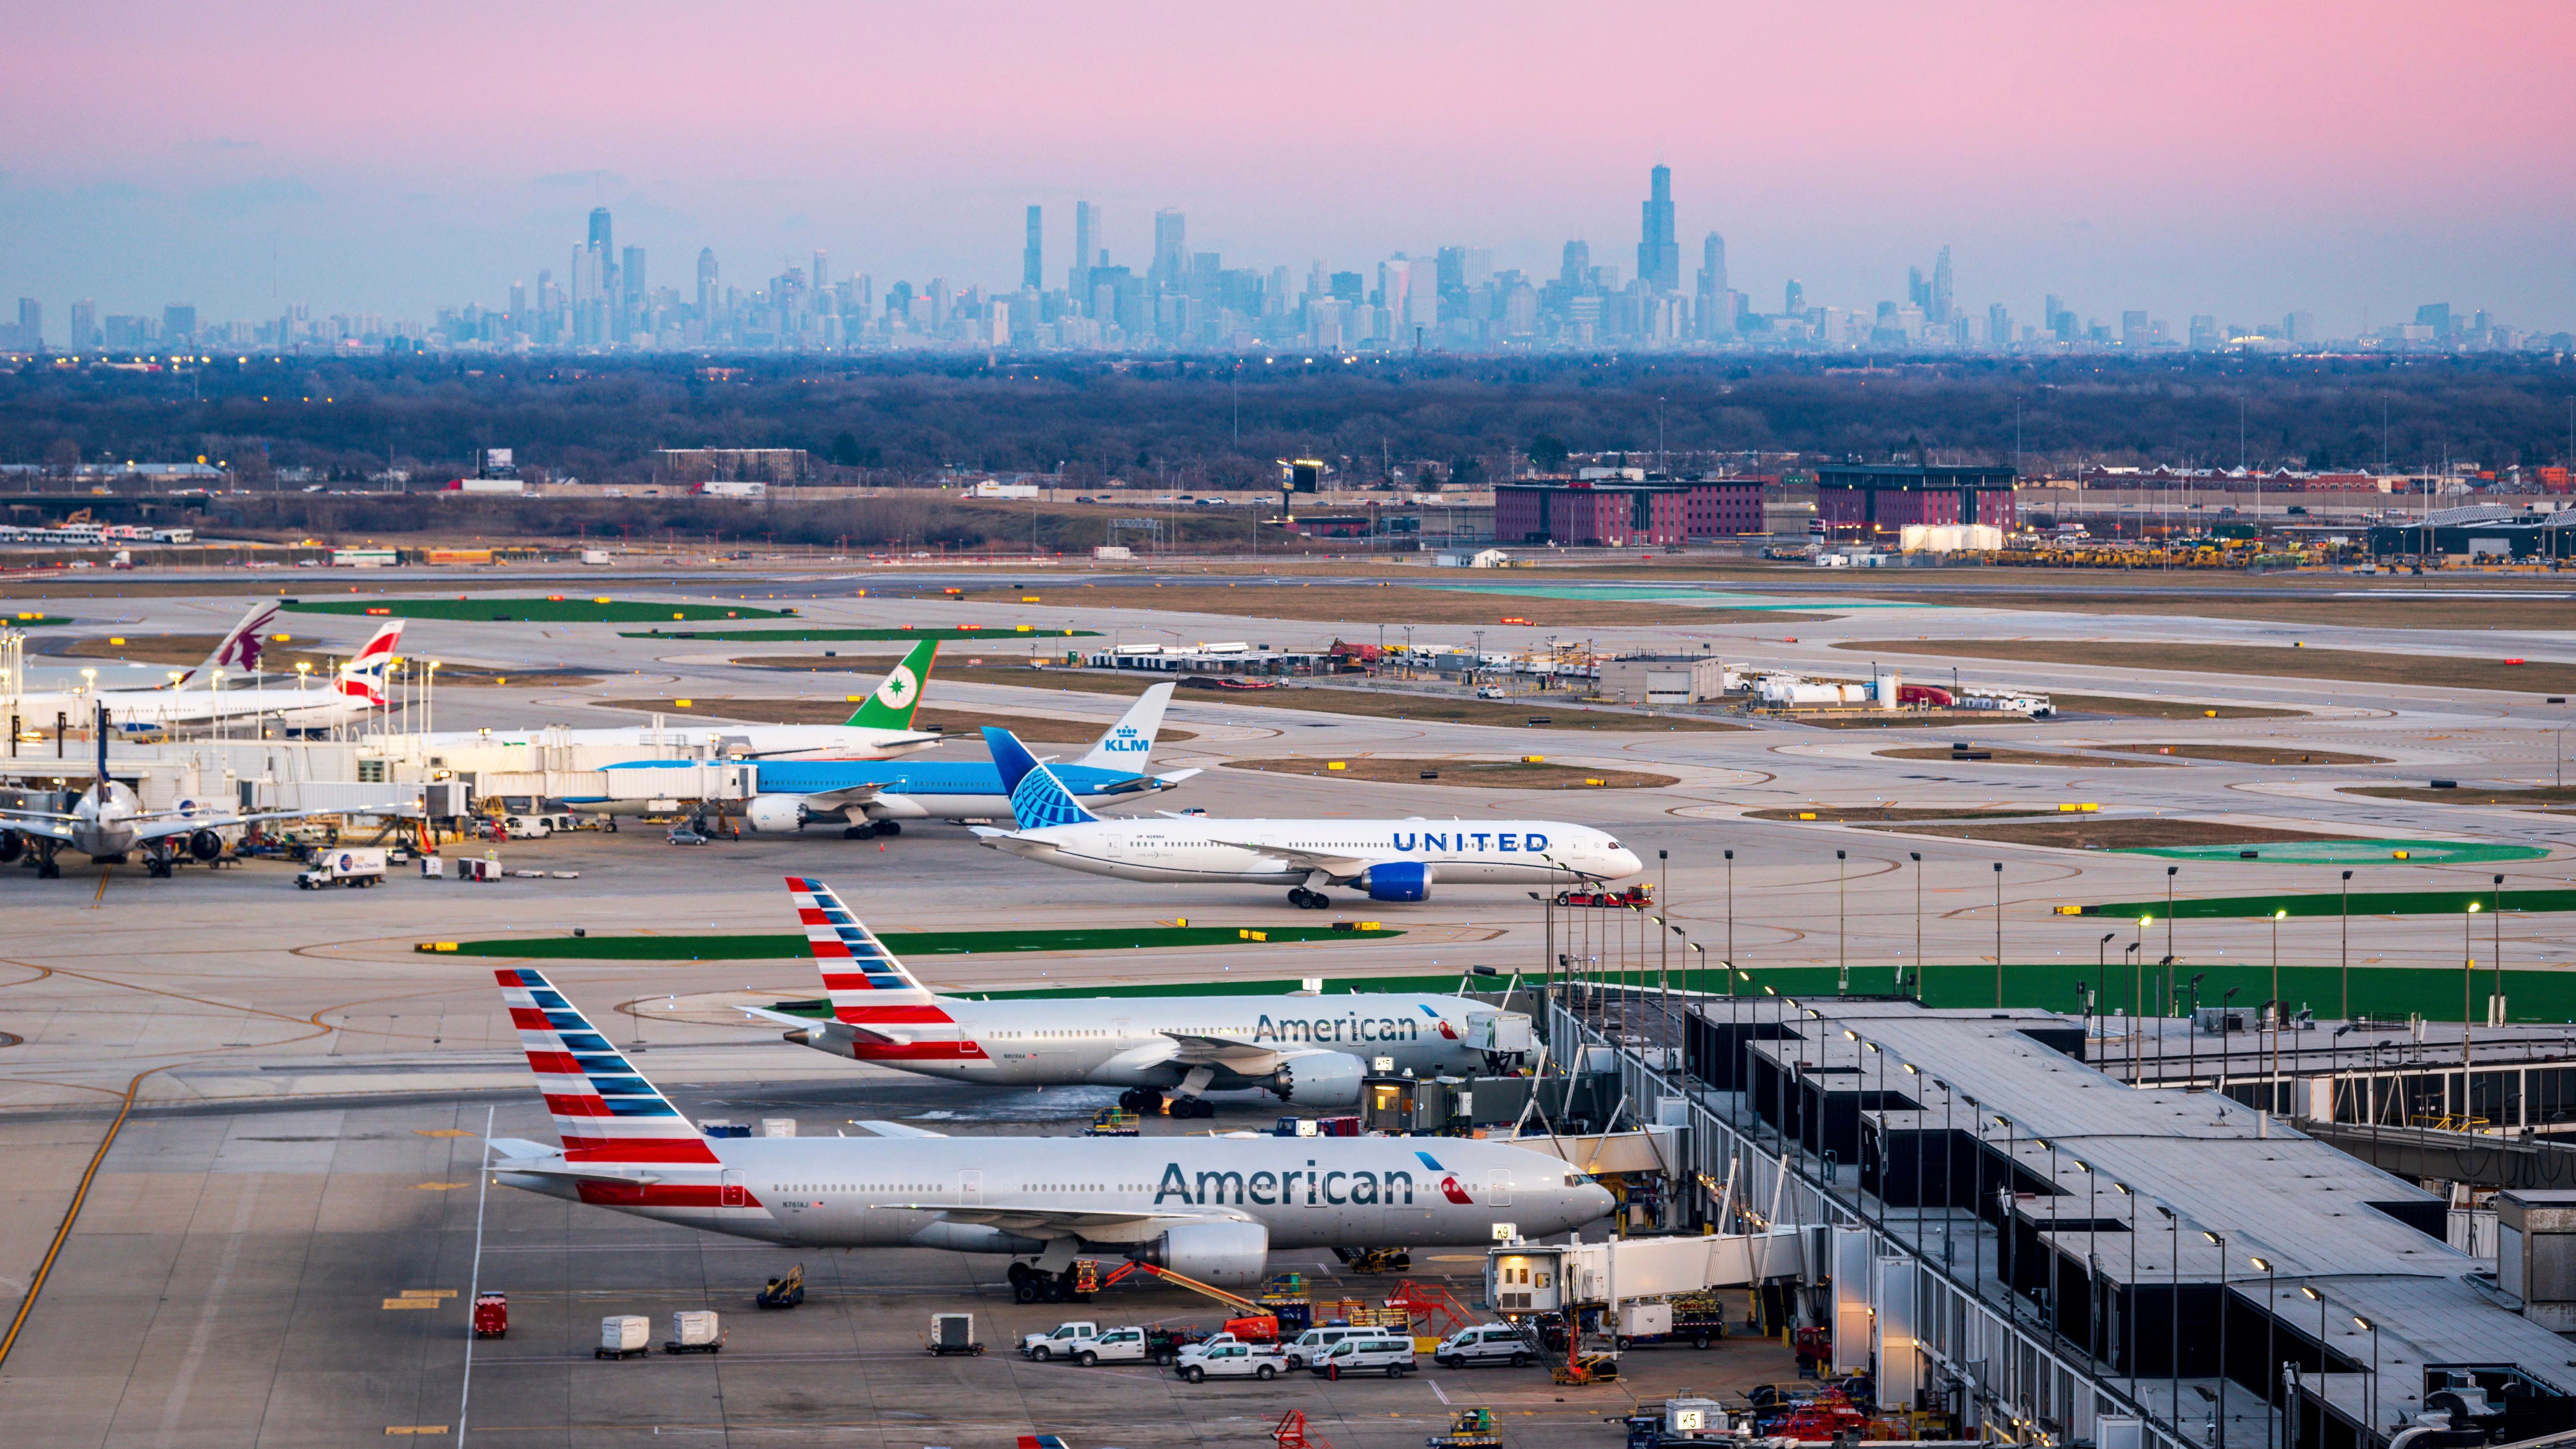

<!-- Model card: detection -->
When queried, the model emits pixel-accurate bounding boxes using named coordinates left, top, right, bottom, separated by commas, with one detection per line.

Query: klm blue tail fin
left=981, top=726, right=1101, bottom=829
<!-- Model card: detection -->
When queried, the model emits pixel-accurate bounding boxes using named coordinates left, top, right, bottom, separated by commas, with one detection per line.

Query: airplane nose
left=1583, top=1182, right=1617, bottom=1220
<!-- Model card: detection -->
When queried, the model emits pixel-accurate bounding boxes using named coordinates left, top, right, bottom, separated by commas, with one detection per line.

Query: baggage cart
left=928, top=1311, right=983, bottom=1356
left=597, top=1315, right=651, bottom=1360
left=665, top=1310, right=725, bottom=1354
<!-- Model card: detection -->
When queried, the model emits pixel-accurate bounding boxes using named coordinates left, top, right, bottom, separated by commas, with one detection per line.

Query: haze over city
left=5, top=0, right=2572, bottom=352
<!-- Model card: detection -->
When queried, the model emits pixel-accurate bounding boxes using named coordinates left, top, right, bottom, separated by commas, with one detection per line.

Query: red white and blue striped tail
left=784, top=875, right=952, bottom=1027
left=496, top=968, right=719, bottom=1163
left=336, top=620, right=405, bottom=704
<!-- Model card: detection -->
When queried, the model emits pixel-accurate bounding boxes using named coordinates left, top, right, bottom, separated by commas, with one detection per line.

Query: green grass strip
left=451, top=924, right=1406, bottom=961
left=4, top=613, right=71, bottom=627
left=621, top=627, right=1097, bottom=641
left=286, top=597, right=791, bottom=623
left=2120, top=841, right=2548, bottom=865
left=1717, top=963, right=2576, bottom=1025
left=2091, top=887, right=2576, bottom=920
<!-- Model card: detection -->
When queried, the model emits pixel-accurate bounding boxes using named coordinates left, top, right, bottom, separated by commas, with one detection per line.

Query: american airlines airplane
left=741, top=876, right=1528, bottom=1116
left=428, top=637, right=947, bottom=765
left=0, top=704, right=402, bottom=876
left=487, top=965, right=1611, bottom=1300
left=971, top=727, right=1643, bottom=906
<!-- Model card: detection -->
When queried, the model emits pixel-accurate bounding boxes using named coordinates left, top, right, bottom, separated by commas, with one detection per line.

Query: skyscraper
left=696, top=249, right=719, bottom=323
left=588, top=207, right=613, bottom=258
left=16, top=298, right=41, bottom=348
left=1151, top=210, right=1186, bottom=292
left=1023, top=206, right=1043, bottom=292
left=1637, top=165, right=1679, bottom=292
left=1930, top=247, right=1953, bottom=324
left=812, top=250, right=828, bottom=294
left=69, top=299, right=97, bottom=349
left=1072, top=201, right=1099, bottom=298
left=1785, top=280, right=1804, bottom=315
left=1560, top=240, right=1591, bottom=288
left=624, top=247, right=647, bottom=301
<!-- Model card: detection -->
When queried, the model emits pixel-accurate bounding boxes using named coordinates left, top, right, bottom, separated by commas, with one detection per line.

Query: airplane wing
left=1158, top=1030, right=1304, bottom=1075
left=1204, top=838, right=1372, bottom=881
left=849, top=1120, right=948, bottom=1139
left=738, top=1006, right=908, bottom=1046
left=123, top=805, right=409, bottom=845
left=0, top=812, right=76, bottom=843
left=892, top=1202, right=1252, bottom=1241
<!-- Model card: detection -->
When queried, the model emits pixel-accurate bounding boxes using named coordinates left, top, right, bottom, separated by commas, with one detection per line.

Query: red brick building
left=1813, top=464, right=2016, bottom=540
left=1493, top=477, right=1771, bottom=545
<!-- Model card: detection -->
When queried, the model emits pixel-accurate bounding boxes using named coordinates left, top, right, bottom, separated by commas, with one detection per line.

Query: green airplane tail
left=846, top=638, right=939, bottom=729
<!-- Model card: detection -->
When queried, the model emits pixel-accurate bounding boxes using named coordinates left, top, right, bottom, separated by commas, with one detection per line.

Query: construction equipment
left=1095, top=1259, right=1283, bottom=1341
left=755, top=1263, right=805, bottom=1309
left=1427, top=1408, right=1500, bottom=1448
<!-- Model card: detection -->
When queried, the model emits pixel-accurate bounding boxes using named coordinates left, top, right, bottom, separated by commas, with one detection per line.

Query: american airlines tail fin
left=785, top=875, right=948, bottom=1024
left=172, top=601, right=280, bottom=689
left=335, top=621, right=405, bottom=705
left=983, top=726, right=1101, bottom=828
left=1071, top=681, right=1173, bottom=772
left=494, top=968, right=719, bottom=1163
left=844, top=639, right=937, bottom=730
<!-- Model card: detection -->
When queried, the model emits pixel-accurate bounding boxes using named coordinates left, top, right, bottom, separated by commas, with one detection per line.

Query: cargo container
left=666, top=1310, right=725, bottom=1353
left=597, top=1316, right=651, bottom=1359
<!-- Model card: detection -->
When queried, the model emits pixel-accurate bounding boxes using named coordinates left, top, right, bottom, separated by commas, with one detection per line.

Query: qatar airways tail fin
left=172, top=601, right=280, bottom=688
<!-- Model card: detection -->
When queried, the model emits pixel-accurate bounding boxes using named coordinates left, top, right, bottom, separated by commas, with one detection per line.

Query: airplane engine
left=1356, top=861, right=1432, bottom=902
left=743, top=795, right=809, bottom=833
left=187, top=829, right=225, bottom=862
left=1269, top=1050, right=1367, bottom=1108
left=0, top=830, right=20, bottom=864
left=1132, top=1220, right=1270, bottom=1288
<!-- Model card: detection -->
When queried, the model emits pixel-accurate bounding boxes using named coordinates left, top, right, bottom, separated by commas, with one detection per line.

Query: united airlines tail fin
left=1072, top=681, right=1173, bottom=772
left=336, top=620, right=405, bottom=705
left=94, top=703, right=110, bottom=786
left=173, top=601, right=280, bottom=688
left=845, top=639, right=937, bottom=730
left=784, top=875, right=949, bottom=1024
left=494, top=968, right=719, bottom=1163
left=983, top=725, right=1100, bottom=828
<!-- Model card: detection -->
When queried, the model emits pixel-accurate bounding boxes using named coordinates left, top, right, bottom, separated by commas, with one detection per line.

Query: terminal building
left=1551, top=990, right=2576, bottom=1449
left=1492, top=476, right=1770, bottom=546
left=1815, top=463, right=2018, bottom=541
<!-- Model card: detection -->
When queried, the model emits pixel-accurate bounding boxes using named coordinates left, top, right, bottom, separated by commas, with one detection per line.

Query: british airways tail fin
left=783, top=874, right=949, bottom=1023
left=983, top=725, right=1101, bottom=828
left=336, top=620, right=405, bottom=704
left=494, top=968, right=718, bottom=1163
left=173, top=601, right=280, bottom=689
left=1072, top=681, right=1173, bottom=772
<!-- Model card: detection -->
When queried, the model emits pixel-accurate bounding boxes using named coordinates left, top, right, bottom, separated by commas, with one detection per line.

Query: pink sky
left=6, top=1, right=2572, bottom=330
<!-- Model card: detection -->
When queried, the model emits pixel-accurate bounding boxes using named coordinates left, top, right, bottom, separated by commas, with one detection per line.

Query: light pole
left=2356, top=1314, right=2380, bottom=1438
left=2097, top=932, right=2117, bottom=1063
left=1909, top=851, right=1924, bottom=1000
left=2251, top=1253, right=2280, bottom=1449
left=2165, top=864, right=2179, bottom=962
left=2340, top=869, right=2354, bottom=1019
left=1836, top=849, right=1849, bottom=993
left=1724, top=849, right=1736, bottom=977
left=1992, top=861, right=2005, bottom=1006
left=2206, top=1229, right=2231, bottom=1449
left=2493, top=872, right=2507, bottom=1029
left=2467, top=899, right=2483, bottom=1100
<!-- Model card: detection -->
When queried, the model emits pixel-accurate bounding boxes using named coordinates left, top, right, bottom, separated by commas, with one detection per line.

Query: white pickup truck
left=1020, top=1321, right=1097, bottom=1361
left=1173, top=1338, right=1287, bottom=1383
left=1052, top=1325, right=1148, bottom=1366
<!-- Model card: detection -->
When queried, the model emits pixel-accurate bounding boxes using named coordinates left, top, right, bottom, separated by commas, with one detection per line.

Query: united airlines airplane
left=487, top=967, right=1610, bottom=1301
left=742, top=876, right=1529, bottom=1116
left=970, top=727, right=1642, bottom=906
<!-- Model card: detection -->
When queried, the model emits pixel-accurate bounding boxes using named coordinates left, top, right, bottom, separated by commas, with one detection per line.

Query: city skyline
left=5, top=2, right=2572, bottom=342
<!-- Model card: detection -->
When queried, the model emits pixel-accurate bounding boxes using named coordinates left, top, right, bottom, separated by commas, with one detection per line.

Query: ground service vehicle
left=1556, top=884, right=1652, bottom=908
left=297, top=848, right=387, bottom=889
left=1175, top=1339, right=1286, bottom=1382
left=927, top=1312, right=982, bottom=1356
left=1434, top=1323, right=1535, bottom=1369
left=1058, top=1326, right=1149, bottom=1365
left=1283, top=1325, right=1372, bottom=1369
left=1314, top=1333, right=1417, bottom=1379
left=472, top=1292, right=508, bottom=1338
left=1021, top=1321, right=1097, bottom=1360
left=755, top=1264, right=805, bottom=1309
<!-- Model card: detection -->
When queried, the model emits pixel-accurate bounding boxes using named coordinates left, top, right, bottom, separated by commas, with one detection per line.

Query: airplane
left=705, top=683, right=1196, bottom=837
left=970, top=726, right=1644, bottom=907
left=13, top=612, right=407, bottom=739
left=416, top=637, right=947, bottom=764
left=0, top=703, right=403, bottom=877
left=485, top=964, right=1612, bottom=1300
left=739, top=875, right=1528, bottom=1116
left=8, top=602, right=280, bottom=731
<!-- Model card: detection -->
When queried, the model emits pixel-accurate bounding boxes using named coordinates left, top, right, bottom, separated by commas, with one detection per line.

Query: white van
left=1283, top=1324, right=1371, bottom=1369
left=1434, top=1322, right=1535, bottom=1369
left=1312, top=1333, right=1417, bottom=1379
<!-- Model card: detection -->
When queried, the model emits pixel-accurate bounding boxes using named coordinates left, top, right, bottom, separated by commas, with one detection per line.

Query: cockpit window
left=1603, top=840, right=1621, bottom=850
left=1565, top=1173, right=1585, bottom=1187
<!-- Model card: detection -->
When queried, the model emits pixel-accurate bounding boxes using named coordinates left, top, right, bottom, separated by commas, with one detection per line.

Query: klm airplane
left=720, top=683, right=1194, bottom=838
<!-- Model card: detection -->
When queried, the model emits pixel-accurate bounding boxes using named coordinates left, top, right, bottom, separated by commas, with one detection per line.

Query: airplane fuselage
left=988, top=818, right=1642, bottom=888
left=797, top=991, right=1496, bottom=1088
left=499, top=1134, right=1609, bottom=1250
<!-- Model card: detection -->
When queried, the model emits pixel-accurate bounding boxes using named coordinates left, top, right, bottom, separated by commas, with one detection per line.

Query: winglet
left=493, top=967, right=719, bottom=1162
left=847, top=639, right=937, bottom=729
left=1072, top=681, right=1173, bottom=771
left=983, top=726, right=1100, bottom=828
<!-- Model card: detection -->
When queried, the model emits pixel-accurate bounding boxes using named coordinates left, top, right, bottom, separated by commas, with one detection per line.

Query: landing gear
left=1007, top=1261, right=1087, bottom=1304
left=1167, top=1096, right=1215, bottom=1120
left=874, top=820, right=901, bottom=837
left=841, top=824, right=877, bottom=840
left=1117, top=1087, right=1166, bottom=1116
left=146, top=844, right=173, bottom=879
left=35, top=844, right=60, bottom=880
left=1288, top=887, right=1328, bottom=909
